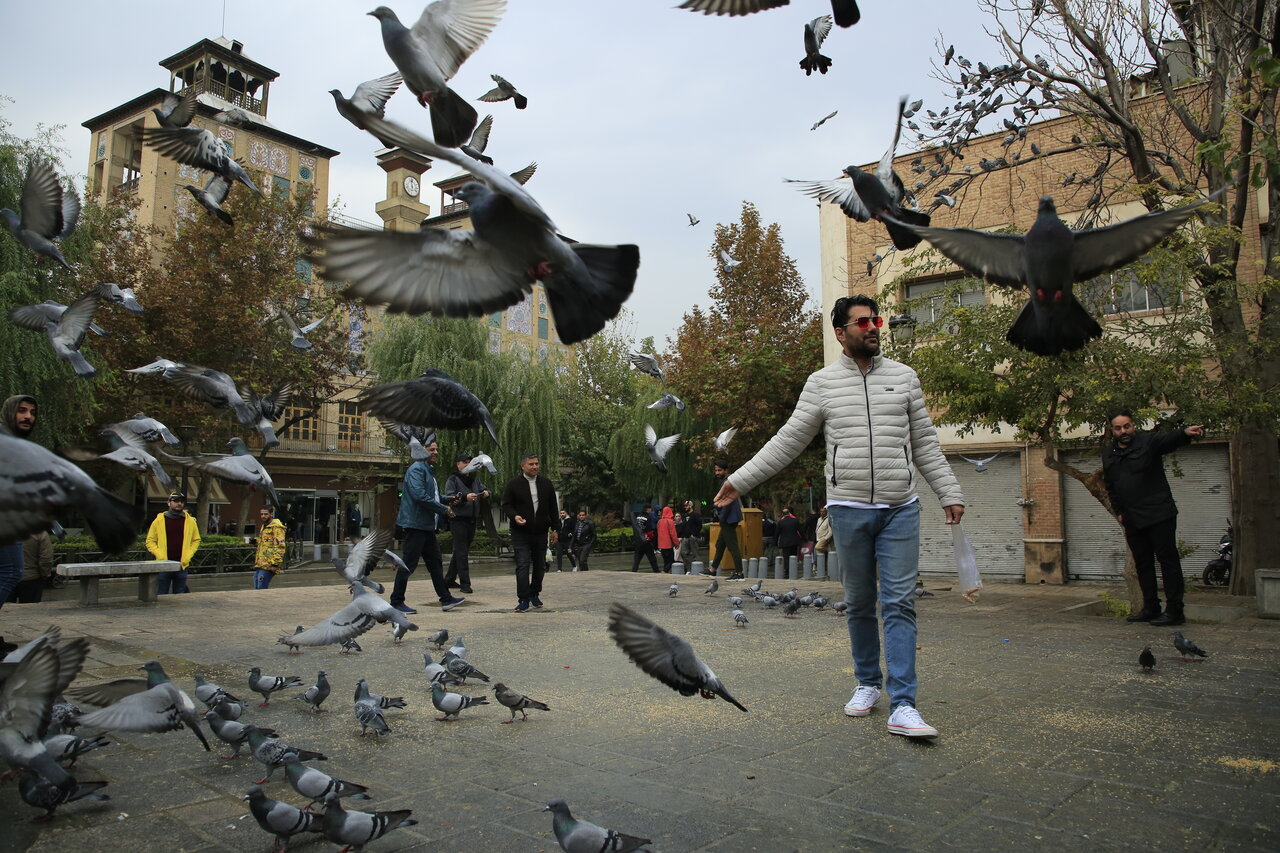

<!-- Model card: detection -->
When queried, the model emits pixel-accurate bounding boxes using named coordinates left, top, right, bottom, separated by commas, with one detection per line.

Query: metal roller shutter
left=1064, top=444, right=1231, bottom=580
left=919, top=453, right=1025, bottom=581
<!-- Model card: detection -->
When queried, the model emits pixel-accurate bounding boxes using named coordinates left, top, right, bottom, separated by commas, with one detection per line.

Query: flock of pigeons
left=628, top=349, right=739, bottom=476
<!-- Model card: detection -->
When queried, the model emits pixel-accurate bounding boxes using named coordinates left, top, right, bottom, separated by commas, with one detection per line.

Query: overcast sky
left=2, top=1, right=996, bottom=345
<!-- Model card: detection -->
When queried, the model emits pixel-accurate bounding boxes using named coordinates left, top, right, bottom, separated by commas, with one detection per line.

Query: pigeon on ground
left=1172, top=632, right=1208, bottom=661
left=0, top=631, right=89, bottom=793
left=103, top=414, right=180, bottom=446
left=431, top=682, right=489, bottom=721
left=759, top=596, right=779, bottom=608
left=667, top=583, right=679, bottom=597
left=245, top=784, right=322, bottom=852
left=732, top=609, right=749, bottom=628
left=460, top=113, right=496, bottom=163
left=62, top=428, right=174, bottom=491
left=18, top=771, right=109, bottom=822
left=644, top=424, right=680, bottom=475
left=647, top=393, right=686, bottom=412
left=423, top=653, right=462, bottom=687
left=274, top=305, right=325, bottom=350
left=545, top=797, right=652, bottom=853
left=687, top=212, right=700, bottom=226
left=810, top=109, right=838, bottom=131
left=629, top=352, right=663, bottom=381
left=70, top=660, right=211, bottom=752
left=353, top=679, right=391, bottom=736
left=363, top=680, right=408, bottom=710
left=712, top=426, right=740, bottom=453
left=704, top=579, right=719, bottom=595
left=182, top=174, right=234, bottom=225
left=1, top=157, right=81, bottom=269
left=165, top=437, right=280, bottom=507
left=800, top=15, right=833, bottom=76
left=8, top=299, right=109, bottom=338
left=309, top=112, right=638, bottom=347
left=42, top=733, right=109, bottom=767
left=833, top=600, right=848, bottom=614
left=330, top=71, right=403, bottom=147
left=322, top=792, right=417, bottom=851
left=277, top=626, right=305, bottom=655
left=284, top=753, right=371, bottom=808
left=204, top=710, right=276, bottom=759
left=428, top=629, right=450, bottom=649
left=152, top=88, right=198, bottom=128
left=782, top=598, right=802, bottom=618
left=248, top=667, right=303, bottom=706
left=299, top=671, right=331, bottom=714
left=478, top=73, right=527, bottom=108
left=607, top=602, right=748, bottom=712
left=139, top=125, right=263, bottom=196
left=368, top=1, right=504, bottom=147
left=357, top=369, right=498, bottom=442
left=913, top=581, right=933, bottom=598
left=444, top=656, right=489, bottom=684
left=193, top=675, right=244, bottom=719
left=882, top=188, right=1228, bottom=355
left=390, top=621, right=412, bottom=644
left=1139, top=646, right=1156, bottom=672
left=245, top=725, right=327, bottom=784
left=727, top=595, right=742, bottom=607
left=446, top=635, right=467, bottom=659
left=493, top=683, right=549, bottom=723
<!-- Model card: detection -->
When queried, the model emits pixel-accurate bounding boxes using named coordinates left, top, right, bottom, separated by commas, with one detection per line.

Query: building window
left=299, top=165, right=313, bottom=181
left=1083, top=266, right=1183, bottom=315
left=488, top=331, right=501, bottom=353
left=488, top=312, right=502, bottom=328
left=273, top=175, right=291, bottom=197
left=537, top=317, right=549, bottom=339
left=283, top=406, right=317, bottom=441
left=506, top=294, right=532, bottom=334
left=337, top=402, right=363, bottom=451
left=904, top=276, right=986, bottom=324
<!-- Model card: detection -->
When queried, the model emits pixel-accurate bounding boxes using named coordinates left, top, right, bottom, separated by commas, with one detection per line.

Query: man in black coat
left=572, top=509, right=597, bottom=571
left=444, top=452, right=490, bottom=594
left=555, top=509, right=578, bottom=571
left=501, top=453, right=559, bottom=612
left=1102, top=410, right=1204, bottom=626
left=677, top=499, right=702, bottom=564
left=630, top=505, right=659, bottom=573
left=776, top=508, right=802, bottom=572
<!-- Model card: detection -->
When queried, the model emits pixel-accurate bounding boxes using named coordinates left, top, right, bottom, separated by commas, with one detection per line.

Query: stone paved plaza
left=2, top=557, right=1278, bottom=852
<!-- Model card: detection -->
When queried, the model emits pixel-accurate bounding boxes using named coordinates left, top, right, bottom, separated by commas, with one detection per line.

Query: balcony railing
left=179, top=81, right=263, bottom=115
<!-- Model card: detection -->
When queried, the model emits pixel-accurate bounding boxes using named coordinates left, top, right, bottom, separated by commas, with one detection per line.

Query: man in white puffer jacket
left=715, top=294, right=965, bottom=739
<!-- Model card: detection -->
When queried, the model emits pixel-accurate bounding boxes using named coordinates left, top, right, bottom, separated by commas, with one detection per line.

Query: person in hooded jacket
left=657, top=505, right=680, bottom=572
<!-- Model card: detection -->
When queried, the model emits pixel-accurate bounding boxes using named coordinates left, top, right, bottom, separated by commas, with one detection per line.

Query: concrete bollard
left=774, top=557, right=785, bottom=580
left=329, top=544, right=341, bottom=561
left=788, top=556, right=799, bottom=580
left=672, top=561, right=685, bottom=575
left=313, top=544, right=322, bottom=562
left=691, top=561, right=704, bottom=576
left=815, top=551, right=827, bottom=580
left=803, top=553, right=814, bottom=579
left=829, top=551, right=841, bottom=583
left=744, top=557, right=754, bottom=578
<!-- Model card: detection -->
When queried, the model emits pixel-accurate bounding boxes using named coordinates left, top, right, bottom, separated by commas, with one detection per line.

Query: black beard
left=848, top=338, right=880, bottom=359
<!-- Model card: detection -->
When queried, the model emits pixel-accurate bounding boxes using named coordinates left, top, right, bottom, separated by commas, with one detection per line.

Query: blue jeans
left=0, top=542, right=23, bottom=608
left=254, top=569, right=275, bottom=589
left=156, top=570, right=189, bottom=595
left=828, top=503, right=921, bottom=710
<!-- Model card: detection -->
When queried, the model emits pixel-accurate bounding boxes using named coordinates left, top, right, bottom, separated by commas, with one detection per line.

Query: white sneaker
left=886, top=705, right=938, bottom=738
left=843, top=685, right=881, bottom=717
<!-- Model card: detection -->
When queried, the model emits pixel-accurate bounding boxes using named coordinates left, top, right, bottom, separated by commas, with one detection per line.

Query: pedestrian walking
left=444, top=452, right=489, bottom=594
left=629, top=505, right=659, bottom=572
left=391, top=439, right=464, bottom=614
left=252, top=504, right=287, bottom=589
left=572, top=509, right=597, bottom=571
left=500, top=453, right=558, bottom=612
left=709, top=463, right=745, bottom=579
left=555, top=509, right=578, bottom=571
left=657, top=506, right=679, bottom=572
left=776, top=507, right=801, bottom=569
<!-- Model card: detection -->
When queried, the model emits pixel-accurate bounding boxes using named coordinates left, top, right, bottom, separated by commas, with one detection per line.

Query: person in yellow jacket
left=252, top=505, right=287, bottom=589
left=146, top=492, right=201, bottom=594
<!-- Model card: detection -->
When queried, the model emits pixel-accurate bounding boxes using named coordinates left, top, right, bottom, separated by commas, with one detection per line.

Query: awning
left=146, top=475, right=229, bottom=503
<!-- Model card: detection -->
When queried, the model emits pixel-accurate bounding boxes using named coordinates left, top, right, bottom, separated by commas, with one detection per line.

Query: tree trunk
left=1229, top=426, right=1280, bottom=597
left=193, top=476, right=211, bottom=536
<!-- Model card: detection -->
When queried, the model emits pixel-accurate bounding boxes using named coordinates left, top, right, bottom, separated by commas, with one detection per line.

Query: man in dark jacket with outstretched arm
left=501, top=453, right=558, bottom=612
left=1102, top=410, right=1204, bottom=626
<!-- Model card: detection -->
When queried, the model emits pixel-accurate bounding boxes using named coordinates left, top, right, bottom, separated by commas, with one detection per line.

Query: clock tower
left=374, top=148, right=432, bottom=232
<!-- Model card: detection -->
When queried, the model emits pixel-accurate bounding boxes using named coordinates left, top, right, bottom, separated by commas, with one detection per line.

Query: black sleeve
left=1148, top=428, right=1193, bottom=457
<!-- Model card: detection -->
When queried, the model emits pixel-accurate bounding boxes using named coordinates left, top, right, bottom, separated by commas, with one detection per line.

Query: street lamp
left=888, top=313, right=917, bottom=346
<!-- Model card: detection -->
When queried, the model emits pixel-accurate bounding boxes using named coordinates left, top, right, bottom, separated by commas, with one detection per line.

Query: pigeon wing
left=607, top=603, right=705, bottom=697
left=1071, top=191, right=1224, bottom=283
left=345, top=529, right=395, bottom=580
left=53, top=293, right=101, bottom=350
left=166, top=88, right=199, bottom=127
left=0, top=641, right=61, bottom=739
left=881, top=215, right=1028, bottom=289
left=75, top=687, right=185, bottom=734
left=204, top=174, right=232, bottom=206
left=289, top=600, right=378, bottom=647
left=809, top=14, right=832, bottom=46
left=139, top=126, right=227, bottom=173
left=411, top=0, right=506, bottom=83
left=678, top=0, right=790, bottom=14
left=9, top=303, right=59, bottom=332
left=350, top=71, right=402, bottom=117
left=508, top=162, right=537, bottom=185
left=652, top=432, right=681, bottom=461
left=19, top=158, right=64, bottom=240
left=467, top=113, right=493, bottom=153
left=785, top=178, right=872, bottom=222
left=65, top=677, right=148, bottom=707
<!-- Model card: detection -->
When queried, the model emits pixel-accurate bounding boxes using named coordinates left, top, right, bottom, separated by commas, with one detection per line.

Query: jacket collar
left=838, top=352, right=882, bottom=373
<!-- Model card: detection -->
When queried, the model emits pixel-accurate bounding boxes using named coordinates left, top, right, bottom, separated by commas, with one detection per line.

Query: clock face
left=403, top=175, right=419, bottom=197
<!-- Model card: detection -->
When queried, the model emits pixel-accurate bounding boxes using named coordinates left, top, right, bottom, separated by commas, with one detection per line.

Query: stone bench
left=56, top=561, right=180, bottom=605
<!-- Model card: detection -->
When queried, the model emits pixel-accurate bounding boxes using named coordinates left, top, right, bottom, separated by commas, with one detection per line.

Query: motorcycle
left=1201, top=520, right=1232, bottom=587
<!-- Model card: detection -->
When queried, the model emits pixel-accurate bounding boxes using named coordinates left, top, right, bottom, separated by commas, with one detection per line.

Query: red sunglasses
left=841, top=316, right=884, bottom=330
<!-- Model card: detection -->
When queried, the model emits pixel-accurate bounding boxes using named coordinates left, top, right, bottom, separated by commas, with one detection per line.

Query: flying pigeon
left=248, top=667, right=303, bottom=706
left=204, top=710, right=276, bottom=759
left=245, top=784, right=322, bottom=852
left=94, top=282, right=144, bottom=314
left=368, top=1, right=505, bottom=147
left=810, top=109, right=838, bottom=131
left=153, top=363, right=263, bottom=440
left=41, top=733, right=110, bottom=767
left=643, top=424, right=680, bottom=474
left=321, top=793, right=417, bottom=851
left=103, top=414, right=180, bottom=446
left=381, top=418, right=436, bottom=450
left=647, top=393, right=686, bottom=412
left=182, top=174, right=234, bottom=225
left=686, top=213, right=700, bottom=226
left=679, top=0, right=860, bottom=28
left=329, top=71, right=403, bottom=147
left=799, top=15, right=833, bottom=76
left=0, top=631, right=90, bottom=795
left=357, top=369, right=498, bottom=442
left=902, top=98, right=924, bottom=118
left=309, top=112, right=638, bottom=346
left=245, top=725, right=327, bottom=784
left=164, top=437, right=280, bottom=507
left=713, top=426, right=738, bottom=451
left=152, top=88, right=198, bottom=128
left=283, top=753, right=370, bottom=808
left=1172, top=632, right=1208, bottom=661
left=126, top=357, right=180, bottom=375
left=477, top=73, right=527, bottom=108
left=462, top=452, right=497, bottom=474
left=431, top=682, right=490, bottom=721
left=353, top=679, right=391, bottom=736
left=285, top=581, right=418, bottom=650
left=667, top=583, right=679, bottom=597
left=18, top=770, right=109, bottom=822
left=629, top=352, right=663, bottom=381
left=62, top=427, right=175, bottom=491
left=1, top=157, right=81, bottom=269
left=139, top=125, right=263, bottom=196
left=545, top=797, right=651, bottom=853
left=494, top=682, right=550, bottom=722
left=881, top=188, right=1228, bottom=355
left=719, top=249, right=742, bottom=272
left=8, top=299, right=108, bottom=338
left=1138, top=646, right=1155, bottom=672
left=959, top=453, right=999, bottom=472
left=298, top=670, right=331, bottom=714
left=268, top=305, right=325, bottom=350
left=607, top=602, right=748, bottom=712
left=0, top=433, right=138, bottom=555
left=10, top=292, right=101, bottom=378
left=70, top=660, right=211, bottom=752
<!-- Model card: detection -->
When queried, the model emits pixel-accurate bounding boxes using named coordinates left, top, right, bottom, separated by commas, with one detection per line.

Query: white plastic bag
left=952, top=522, right=982, bottom=603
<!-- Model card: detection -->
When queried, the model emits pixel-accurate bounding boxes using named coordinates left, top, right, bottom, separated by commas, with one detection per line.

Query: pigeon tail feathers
left=429, top=87, right=478, bottom=149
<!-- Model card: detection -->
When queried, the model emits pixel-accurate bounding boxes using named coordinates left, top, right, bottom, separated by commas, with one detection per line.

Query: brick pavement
left=2, top=559, right=1277, bottom=852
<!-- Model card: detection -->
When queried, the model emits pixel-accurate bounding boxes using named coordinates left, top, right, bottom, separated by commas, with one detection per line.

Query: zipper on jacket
left=831, top=444, right=839, bottom=485
left=903, top=441, right=915, bottom=489
left=862, top=370, right=875, bottom=503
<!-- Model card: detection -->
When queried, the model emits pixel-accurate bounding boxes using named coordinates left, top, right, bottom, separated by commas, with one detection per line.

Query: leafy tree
left=663, top=201, right=824, bottom=511
left=907, top=0, right=1280, bottom=594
